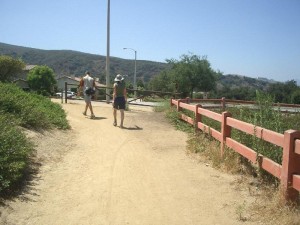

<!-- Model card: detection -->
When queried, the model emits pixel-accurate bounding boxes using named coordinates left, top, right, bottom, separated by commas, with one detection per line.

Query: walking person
left=113, top=74, right=127, bottom=128
left=79, top=71, right=96, bottom=119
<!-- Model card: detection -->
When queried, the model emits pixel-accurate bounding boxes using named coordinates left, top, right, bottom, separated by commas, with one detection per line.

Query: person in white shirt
left=79, top=71, right=96, bottom=119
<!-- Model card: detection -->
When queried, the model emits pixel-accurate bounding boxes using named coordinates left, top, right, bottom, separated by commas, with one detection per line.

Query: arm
left=123, top=88, right=127, bottom=102
left=78, top=78, right=84, bottom=96
left=113, top=83, right=117, bottom=101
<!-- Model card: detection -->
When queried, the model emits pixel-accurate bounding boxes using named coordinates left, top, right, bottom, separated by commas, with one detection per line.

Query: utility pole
left=105, top=0, right=110, bottom=103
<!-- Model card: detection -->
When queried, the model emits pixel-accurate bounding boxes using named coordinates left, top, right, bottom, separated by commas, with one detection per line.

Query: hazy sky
left=1, top=0, right=300, bottom=82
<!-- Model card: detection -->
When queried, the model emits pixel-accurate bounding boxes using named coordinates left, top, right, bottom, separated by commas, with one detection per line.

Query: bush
left=0, top=83, right=70, bottom=194
left=0, top=114, right=33, bottom=193
left=0, top=83, right=70, bottom=129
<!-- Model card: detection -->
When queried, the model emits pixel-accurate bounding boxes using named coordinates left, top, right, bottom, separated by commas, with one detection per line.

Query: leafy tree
left=148, top=53, right=217, bottom=98
left=147, top=70, right=175, bottom=93
left=0, top=55, right=25, bottom=82
left=291, top=89, right=300, bottom=104
left=137, top=79, right=145, bottom=88
left=166, top=53, right=217, bottom=97
left=267, top=80, right=298, bottom=103
left=27, top=65, right=56, bottom=96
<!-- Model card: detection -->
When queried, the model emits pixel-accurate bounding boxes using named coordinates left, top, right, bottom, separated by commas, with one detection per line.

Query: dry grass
left=186, top=131, right=241, bottom=173
left=249, top=186, right=300, bottom=225
left=186, top=131, right=300, bottom=225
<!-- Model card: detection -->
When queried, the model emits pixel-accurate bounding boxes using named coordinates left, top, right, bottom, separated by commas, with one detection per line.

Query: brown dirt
left=0, top=99, right=259, bottom=225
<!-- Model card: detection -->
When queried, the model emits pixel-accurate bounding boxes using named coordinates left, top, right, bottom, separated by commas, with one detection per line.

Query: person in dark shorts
left=113, top=74, right=127, bottom=128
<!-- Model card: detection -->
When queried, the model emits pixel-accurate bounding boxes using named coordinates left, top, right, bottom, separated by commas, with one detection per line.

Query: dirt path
left=0, top=99, right=257, bottom=225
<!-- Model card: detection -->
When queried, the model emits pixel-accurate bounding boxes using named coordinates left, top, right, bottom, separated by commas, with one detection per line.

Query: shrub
left=0, top=114, right=34, bottom=193
left=0, top=83, right=70, bottom=194
left=0, top=83, right=70, bottom=129
left=165, top=107, right=194, bottom=133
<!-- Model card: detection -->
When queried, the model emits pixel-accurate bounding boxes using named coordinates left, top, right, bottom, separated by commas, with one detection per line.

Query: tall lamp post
left=105, top=0, right=110, bottom=103
left=123, top=47, right=137, bottom=98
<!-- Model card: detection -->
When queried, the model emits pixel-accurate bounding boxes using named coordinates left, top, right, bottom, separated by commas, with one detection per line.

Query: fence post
left=61, top=89, right=63, bottom=104
left=194, top=104, right=202, bottom=131
left=177, top=99, right=182, bottom=112
left=64, top=82, right=68, bottom=103
left=186, top=97, right=190, bottom=104
left=221, top=111, right=232, bottom=157
left=281, top=130, right=300, bottom=205
left=221, top=97, right=226, bottom=111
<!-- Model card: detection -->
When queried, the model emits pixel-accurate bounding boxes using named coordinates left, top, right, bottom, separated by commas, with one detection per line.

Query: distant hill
left=0, top=42, right=279, bottom=89
left=0, top=42, right=169, bottom=83
left=216, top=74, right=278, bottom=91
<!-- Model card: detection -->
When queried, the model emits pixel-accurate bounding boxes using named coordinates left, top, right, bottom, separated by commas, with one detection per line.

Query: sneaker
left=113, top=121, right=117, bottom=126
left=83, top=112, right=87, bottom=116
left=91, top=114, right=95, bottom=119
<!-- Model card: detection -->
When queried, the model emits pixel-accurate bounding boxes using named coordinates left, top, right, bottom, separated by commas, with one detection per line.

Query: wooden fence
left=182, top=97, right=300, bottom=112
left=171, top=98, right=300, bottom=205
left=61, top=82, right=181, bottom=103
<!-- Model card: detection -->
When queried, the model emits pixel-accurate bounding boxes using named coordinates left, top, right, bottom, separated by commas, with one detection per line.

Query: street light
left=123, top=47, right=137, bottom=98
left=105, top=0, right=111, bottom=103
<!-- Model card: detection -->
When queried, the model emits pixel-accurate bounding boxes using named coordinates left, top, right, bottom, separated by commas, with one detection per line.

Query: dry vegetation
left=186, top=131, right=300, bottom=225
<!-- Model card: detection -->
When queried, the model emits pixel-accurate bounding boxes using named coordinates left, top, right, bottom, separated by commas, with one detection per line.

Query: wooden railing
left=62, top=82, right=181, bottom=104
left=184, top=97, right=300, bottom=112
left=171, top=98, right=300, bottom=205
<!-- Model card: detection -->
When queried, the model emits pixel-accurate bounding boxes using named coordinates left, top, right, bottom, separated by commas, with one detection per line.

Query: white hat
left=114, top=74, right=124, bottom=82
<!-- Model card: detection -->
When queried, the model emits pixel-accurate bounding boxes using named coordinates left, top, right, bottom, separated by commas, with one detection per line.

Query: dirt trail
left=0, top=99, right=257, bottom=225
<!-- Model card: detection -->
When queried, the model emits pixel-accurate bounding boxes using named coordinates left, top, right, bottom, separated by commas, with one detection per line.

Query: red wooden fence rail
left=170, top=98, right=300, bottom=205
left=186, top=97, right=300, bottom=109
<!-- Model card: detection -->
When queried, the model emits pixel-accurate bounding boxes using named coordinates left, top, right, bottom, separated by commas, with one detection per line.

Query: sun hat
left=114, top=74, right=124, bottom=82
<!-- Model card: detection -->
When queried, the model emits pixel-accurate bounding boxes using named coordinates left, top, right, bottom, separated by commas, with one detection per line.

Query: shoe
left=113, top=121, right=117, bottom=126
left=83, top=112, right=87, bottom=116
left=91, top=114, right=95, bottom=119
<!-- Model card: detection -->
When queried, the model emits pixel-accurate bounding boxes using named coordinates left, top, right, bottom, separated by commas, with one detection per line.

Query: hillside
left=0, top=42, right=278, bottom=89
left=0, top=42, right=169, bottom=83
left=217, top=74, right=277, bottom=91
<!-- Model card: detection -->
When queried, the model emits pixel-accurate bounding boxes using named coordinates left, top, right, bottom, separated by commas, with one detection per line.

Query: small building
left=13, top=78, right=30, bottom=90
left=56, top=75, right=82, bottom=91
left=12, top=65, right=37, bottom=90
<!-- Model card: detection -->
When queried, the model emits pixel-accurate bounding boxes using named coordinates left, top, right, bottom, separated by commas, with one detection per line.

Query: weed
left=167, top=92, right=300, bottom=223
left=153, top=100, right=170, bottom=112
left=236, top=201, right=247, bottom=221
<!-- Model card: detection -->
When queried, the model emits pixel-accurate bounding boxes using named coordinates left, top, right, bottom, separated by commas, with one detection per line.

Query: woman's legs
left=120, top=109, right=124, bottom=128
left=113, top=108, right=117, bottom=126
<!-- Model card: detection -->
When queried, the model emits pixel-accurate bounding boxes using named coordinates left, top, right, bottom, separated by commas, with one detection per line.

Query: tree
left=267, top=80, right=298, bottom=103
left=27, top=65, right=56, bottom=96
left=147, top=70, right=174, bottom=93
left=166, top=53, right=217, bottom=97
left=0, top=56, right=25, bottom=82
left=137, top=79, right=145, bottom=88
left=291, top=89, right=300, bottom=104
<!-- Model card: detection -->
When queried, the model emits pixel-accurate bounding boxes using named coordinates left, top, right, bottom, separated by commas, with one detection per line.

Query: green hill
left=0, top=42, right=169, bottom=83
left=0, top=42, right=278, bottom=90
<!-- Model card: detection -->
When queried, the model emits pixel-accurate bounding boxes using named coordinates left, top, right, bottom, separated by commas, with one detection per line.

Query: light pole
left=123, top=47, right=137, bottom=98
left=105, top=0, right=110, bottom=103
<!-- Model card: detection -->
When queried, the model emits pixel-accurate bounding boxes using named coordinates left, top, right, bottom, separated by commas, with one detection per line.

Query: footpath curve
left=0, top=99, right=256, bottom=225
